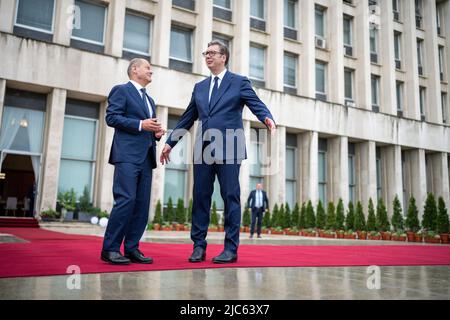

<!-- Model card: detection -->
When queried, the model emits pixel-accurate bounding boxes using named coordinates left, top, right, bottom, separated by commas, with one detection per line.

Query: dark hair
left=207, top=40, right=230, bottom=66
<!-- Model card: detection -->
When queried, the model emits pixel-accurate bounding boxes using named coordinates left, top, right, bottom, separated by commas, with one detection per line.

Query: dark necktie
left=209, top=76, right=219, bottom=109
left=140, top=88, right=151, bottom=118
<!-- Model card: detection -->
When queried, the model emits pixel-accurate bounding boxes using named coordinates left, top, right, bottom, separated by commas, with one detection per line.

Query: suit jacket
left=106, top=82, right=158, bottom=169
left=166, top=71, right=275, bottom=161
left=247, top=190, right=269, bottom=211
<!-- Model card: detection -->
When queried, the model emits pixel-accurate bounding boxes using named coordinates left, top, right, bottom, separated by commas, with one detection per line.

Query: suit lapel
left=127, top=82, right=150, bottom=119
left=198, top=78, right=211, bottom=113
left=145, top=93, right=156, bottom=118
left=209, top=72, right=233, bottom=113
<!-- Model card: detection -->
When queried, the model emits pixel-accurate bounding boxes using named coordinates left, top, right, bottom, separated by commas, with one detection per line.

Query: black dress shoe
left=188, top=247, right=206, bottom=262
left=125, top=249, right=153, bottom=264
left=101, top=251, right=131, bottom=265
left=212, top=250, right=238, bottom=264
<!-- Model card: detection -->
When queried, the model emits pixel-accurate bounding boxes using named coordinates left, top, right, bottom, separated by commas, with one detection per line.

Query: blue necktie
left=209, top=76, right=219, bottom=109
left=140, top=88, right=151, bottom=118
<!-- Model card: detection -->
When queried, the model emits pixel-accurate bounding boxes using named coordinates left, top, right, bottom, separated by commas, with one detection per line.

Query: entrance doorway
left=0, top=153, right=38, bottom=217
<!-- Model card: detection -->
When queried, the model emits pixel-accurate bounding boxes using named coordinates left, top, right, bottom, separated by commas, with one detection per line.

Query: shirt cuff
left=139, top=120, right=142, bottom=131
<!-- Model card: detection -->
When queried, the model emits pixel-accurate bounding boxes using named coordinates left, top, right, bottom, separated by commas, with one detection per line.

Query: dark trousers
left=250, top=208, right=264, bottom=236
left=102, top=152, right=153, bottom=253
left=191, top=162, right=241, bottom=253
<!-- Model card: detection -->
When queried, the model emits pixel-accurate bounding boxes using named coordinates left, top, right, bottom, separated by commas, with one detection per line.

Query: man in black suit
left=101, top=58, right=165, bottom=265
left=247, top=183, right=269, bottom=239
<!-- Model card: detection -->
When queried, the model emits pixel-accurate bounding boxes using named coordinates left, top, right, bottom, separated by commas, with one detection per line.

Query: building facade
left=0, top=0, right=449, bottom=220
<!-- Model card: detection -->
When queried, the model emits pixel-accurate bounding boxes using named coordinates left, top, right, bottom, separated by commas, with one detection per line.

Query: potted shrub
left=414, top=230, right=423, bottom=243
left=261, top=226, right=269, bottom=234
left=422, top=193, right=438, bottom=232
left=324, top=230, right=336, bottom=239
left=344, top=229, right=357, bottom=239
left=424, top=230, right=441, bottom=244
left=336, top=229, right=345, bottom=239
left=376, top=198, right=391, bottom=240
left=354, top=201, right=367, bottom=239
left=57, top=189, right=77, bottom=221
left=368, top=231, right=381, bottom=240
left=152, top=200, right=163, bottom=231
left=242, top=205, right=251, bottom=232
left=345, top=201, right=355, bottom=231
left=287, top=226, right=299, bottom=236
left=437, top=197, right=449, bottom=244
left=176, top=198, right=187, bottom=229
left=335, top=199, right=345, bottom=231
left=184, top=222, right=191, bottom=231
left=271, top=226, right=284, bottom=235
left=391, top=195, right=404, bottom=232
left=316, top=200, right=327, bottom=234
left=161, top=222, right=173, bottom=231
left=40, top=209, right=60, bottom=221
left=208, top=224, right=218, bottom=232
left=367, top=198, right=377, bottom=233
left=405, top=196, right=421, bottom=242
left=305, top=201, right=316, bottom=230
left=391, top=230, right=406, bottom=242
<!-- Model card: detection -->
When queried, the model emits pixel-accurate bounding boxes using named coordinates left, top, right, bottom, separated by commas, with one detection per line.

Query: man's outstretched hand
left=160, top=144, right=172, bottom=165
left=265, top=117, right=276, bottom=132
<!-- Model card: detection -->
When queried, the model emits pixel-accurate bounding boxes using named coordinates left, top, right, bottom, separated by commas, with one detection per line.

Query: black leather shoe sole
left=101, top=256, right=131, bottom=265
left=188, top=253, right=206, bottom=263
left=126, top=256, right=153, bottom=264
left=212, top=257, right=237, bottom=264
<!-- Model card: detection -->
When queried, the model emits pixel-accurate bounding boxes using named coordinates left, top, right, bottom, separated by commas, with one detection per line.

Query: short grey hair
left=127, top=58, right=147, bottom=77
left=207, top=40, right=230, bottom=66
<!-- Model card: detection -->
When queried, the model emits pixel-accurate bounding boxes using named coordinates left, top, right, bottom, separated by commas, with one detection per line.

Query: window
left=173, top=0, right=195, bottom=11
left=58, top=99, right=99, bottom=202
left=285, top=134, right=297, bottom=208
left=15, top=0, right=55, bottom=32
left=417, top=39, right=424, bottom=75
left=396, top=81, right=403, bottom=116
left=249, top=44, right=266, bottom=86
left=419, top=86, right=426, bottom=120
left=284, top=52, right=297, bottom=92
left=249, top=128, right=264, bottom=190
left=371, top=74, right=380, bottom=111
left=439, top=46, right=445, bottom=82
left=72, top=0, right=106, bottom=44
left=315, top=5, right=326, bottom=39
left=392, top=0, right=400, bottom=21
left=318, top=139, right=328, bottom=205
left=442, top=92, right=448, bottom=124
left=123, top=12, right=151, bottom=58
left=164, top=116, right=188, bottom=205
left=370, top=27, right=379, bottom=63
left=213, top=0, right=232, bottom=22
left=316, top=61, right=327, bottom=101
left=437, top=3, right=444, bottom=36
left=376, top=147, right=382, bottom=200
left=343, top=15, right=353, bottom=56
left=348, top=143, right=356, bottom=204
left=415, top=0, right=423, bottom=29
left=344, top=68, right=354, bottom=103
left=250, top=0, right=266, bottom=31
left=169, top=26, right=193, bottom=72
left=394, top=32, right=402, bottom=69
left=284, top=0, right=297, bottom=40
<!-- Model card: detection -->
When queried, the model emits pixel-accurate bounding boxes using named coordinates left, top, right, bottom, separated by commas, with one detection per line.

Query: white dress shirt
left=129, top=80, right=153, bottom=131
left=208, top=69, right=228, bottom=103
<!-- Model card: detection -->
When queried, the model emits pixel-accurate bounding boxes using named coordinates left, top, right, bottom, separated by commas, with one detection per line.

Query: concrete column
left=356, top=141, right=377, bottom=211
left=267, top=0, right=283, bottom=92
left=152, top=0, right=172, bottom=67
left=193, top=0, right=213, bottom=76
left=382, top=145, right=403, bottom=216
left=40, top=89, right=67, bottom=213
left=403, top=0, right=421, bottom=120
left=328, top=1, right=344, bottom=104
left=299, top=0, right=315, bottom=99
left=268, top=126, right=285, bottom=205
left=423, top=0, right=443, bottom=123
left=405, top=149, right=427, bottom=218
left=234, top=0, right=250, bottom=75
left=329, top=136, right=349, bottom=206
left=379, top=0, right=396, bottom=115
left=426, top=152, right=450, bottom=206
left=354, top=0, right=372, bottom=110
left=240, top=120, right=251, bottom=208
left=0, top=0, right=16, bottom=33
left=149, top=105, right=169, bottom=219
left=300, top=131, right=318, bottom=205
left=0, top=79, right=5, bottom=127
left=104, top=0, right=125, bottom=58
left=97, top=100, right=114, bottom=213
left=53, top=0, right=74, bottom=46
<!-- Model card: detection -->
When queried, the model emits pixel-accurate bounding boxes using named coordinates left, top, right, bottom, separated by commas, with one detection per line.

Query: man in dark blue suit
left=247, top=183, right=269, bottom=239
left=160, top=41, right=276, bottom=263
left=101, top=59, right=165, bottom=265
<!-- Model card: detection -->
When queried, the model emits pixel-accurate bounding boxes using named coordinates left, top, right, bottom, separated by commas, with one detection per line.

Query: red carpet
left=1, top=228, right=450, bottom=279
left=0, top=217, right=39, bottom=228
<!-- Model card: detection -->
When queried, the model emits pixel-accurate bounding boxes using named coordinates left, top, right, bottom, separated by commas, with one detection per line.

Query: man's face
left=204, top=45, right=226, bottom=70
left=256, top=184, right=263, bottom=190
left=134, top=60, right=153, bottom=84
